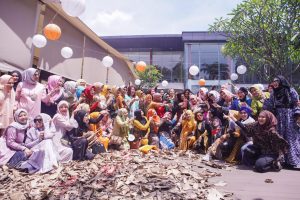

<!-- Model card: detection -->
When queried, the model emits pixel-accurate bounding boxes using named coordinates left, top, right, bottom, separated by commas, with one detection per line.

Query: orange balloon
left=44, top=23, right=61, bottom=40
left=198, top=79, right=206, bottom=86
left=136, top=61, right=146, bottom=72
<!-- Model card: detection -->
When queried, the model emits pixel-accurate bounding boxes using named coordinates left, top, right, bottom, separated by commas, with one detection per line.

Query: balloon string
left=49, top=13, right=58, bottom=24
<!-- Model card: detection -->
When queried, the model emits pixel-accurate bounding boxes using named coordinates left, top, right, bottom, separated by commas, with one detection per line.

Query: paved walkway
left=209, top=165, right=300, bottom=200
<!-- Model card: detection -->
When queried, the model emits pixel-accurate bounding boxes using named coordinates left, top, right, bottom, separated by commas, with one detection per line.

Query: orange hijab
left=147, top=108, right=160, bottom=133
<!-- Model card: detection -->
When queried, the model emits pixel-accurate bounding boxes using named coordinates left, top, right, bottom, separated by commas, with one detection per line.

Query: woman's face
left=212, top=118, right=220, bottom=127
left=151, top=89, right=155, bottom=95
left=18, top=112, right=28, bottom=124
left=196, top=112, right=204, bottom=121
left=250, top=88, right=259, bottom=97
left=32, top=71, right=40, bottom=82
left=123, top=110, right=128, bottom=117
left=180, top=94, right=185, bottom=101
left=220, top=91, right=226, bottom=99
left=11, top=72, right=19, bottom=82
left=208, top=94, right=216, bottom=102
left=237, top=91, right=245, bottom=99
left=258, top=114, right=267, bottom=125
left=240, top=111, right=248, bottom=120
left=34, top=117, right=43, bottom=129
left=58, top=78, right=64, bottom=87
left=272, top=80, right=280, bottom=89
left=83, top=114, right=89, bottom=124
left=185, top=113, right=192, bottom=120
left=90, top=88, right=95, bottom=95
left=160, top=90, right=164, bottom=96
left=6, top=78, right=15, bottom=89
left=130, top=87, right=136, bottom=96
left=169, top=89, right=175, bottom=96
left=184, top=90, right=189, bottom=98
left=59, top=104, right=69, bottom=115
left=190, top=96, right=197, bottom=105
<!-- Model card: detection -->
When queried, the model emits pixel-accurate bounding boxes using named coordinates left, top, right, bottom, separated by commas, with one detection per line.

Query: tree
left=136, top=65, right=163, bottom=89
left=209, top=0, right=300, bottom=83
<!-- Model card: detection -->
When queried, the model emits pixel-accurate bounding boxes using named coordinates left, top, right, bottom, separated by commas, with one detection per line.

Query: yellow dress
left=133, top=117, right=151, bottom=146
left=179, top=118, right=196, bottom=151
left=89, top=112, right=110, bottom=151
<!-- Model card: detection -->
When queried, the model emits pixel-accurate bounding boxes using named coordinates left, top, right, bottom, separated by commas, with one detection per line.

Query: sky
left=79, top=0, right=243, bottom=36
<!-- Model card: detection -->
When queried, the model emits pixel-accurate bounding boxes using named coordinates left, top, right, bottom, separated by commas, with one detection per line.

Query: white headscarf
left=55, top=100, right=70, bottom=120
left=22, top=68, right=38, bottom=85
left=9, top=108, right=29, bottom=131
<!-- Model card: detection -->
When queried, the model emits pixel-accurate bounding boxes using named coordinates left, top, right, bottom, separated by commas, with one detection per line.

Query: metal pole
left=80, top=35, right=86, bottom=78
left=106, top=67, right=109, bottom=84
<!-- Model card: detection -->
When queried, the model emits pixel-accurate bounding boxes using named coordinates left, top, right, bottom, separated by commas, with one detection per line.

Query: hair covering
left=101, top=85, right=108, bottom=97
left=74, top=110, right=89, bottom=132
left=273, top=75, right=292, bottom=108
left=47, top=75, right=63, bottom=102
left=117, top=108, right=128, bottom=119
left=22, top=68, right=38, bottom=85
left=240, top=106, right=252, bottom=116
left=83, top=86, right=95, bottom=101
left=249, top=84, right=264, bottom=100
left=134, top=109, right=143, bottom=120
left=208, top=90, right=220, bottom=103
left=56, top=100, right=69, bottom=119
left=34, top=113, right=52, bottom=131
left=220, top=89, right=233, bottom=99
left=145, top=94, right=153, bottom=103
left=0, top=75, right=13, bottom=91
left=258, top=110, right=278, bottom=132
left=64, top=81, right=77, bottom=95
left=76, top=86, right=85, bottom=99
left=76, top=79, right=86, bottom=87
left=10, top=70, right=22, bottom=91
left=76, top=103, right=90, bottom=113
left=147, top=108, right=160, bottom=132
left=93, top=82, right=103, bottom=88
left=9, top=108, right=29, bottom=131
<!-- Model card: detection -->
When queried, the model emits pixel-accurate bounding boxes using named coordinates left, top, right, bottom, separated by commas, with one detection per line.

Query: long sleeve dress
left=25, top=126, right=59, bottom=173
left=52, top=114, right=75, bottom=163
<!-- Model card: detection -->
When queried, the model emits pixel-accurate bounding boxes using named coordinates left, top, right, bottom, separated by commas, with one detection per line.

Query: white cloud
left=88, top=10, right=133, bottom=27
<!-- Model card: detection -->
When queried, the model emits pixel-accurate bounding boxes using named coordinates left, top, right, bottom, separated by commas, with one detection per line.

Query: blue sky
left=80, top=0, right=243, bottom=36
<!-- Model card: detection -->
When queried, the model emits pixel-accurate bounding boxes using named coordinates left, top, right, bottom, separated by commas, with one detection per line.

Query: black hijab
left=74, top=110, right=89, bottom=133
left=238, top=87, right=248, bottom=102
left=134, top=109, right=147, bottom=125
left=10, top=70, right=22, bottom=91
left=273, top=75, right=291, bottom=108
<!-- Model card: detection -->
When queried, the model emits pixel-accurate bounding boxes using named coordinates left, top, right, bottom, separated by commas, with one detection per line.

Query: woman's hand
left=39, top=131, right=45, bottom=140
left=24, top=148, right=33, bottom=157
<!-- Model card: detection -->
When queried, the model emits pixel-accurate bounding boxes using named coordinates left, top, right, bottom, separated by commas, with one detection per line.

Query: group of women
left=0, top=67, right=299, bottom=173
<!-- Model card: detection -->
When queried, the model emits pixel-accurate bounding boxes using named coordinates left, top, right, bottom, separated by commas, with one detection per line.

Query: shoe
left=273, top=160, right=282, bottom=172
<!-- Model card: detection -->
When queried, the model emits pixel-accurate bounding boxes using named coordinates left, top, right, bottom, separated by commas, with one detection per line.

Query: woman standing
left=264, top=76, right=300, bottom=168
left=16, top=68, right=48, bottom=120
left=0, top=75, right=16, bottom=135
left=42, top=75, right=65, bottom=117
left=0, top=109, right=44, bottom=173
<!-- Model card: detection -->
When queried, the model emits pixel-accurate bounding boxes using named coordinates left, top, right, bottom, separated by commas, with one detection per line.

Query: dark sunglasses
left=34, top=118, right=43, bottom=123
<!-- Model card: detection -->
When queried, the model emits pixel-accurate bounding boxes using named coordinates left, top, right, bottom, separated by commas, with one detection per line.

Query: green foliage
left=209, top=0, right=300, bottom=83
left=136, top=65, right=163, bottom=89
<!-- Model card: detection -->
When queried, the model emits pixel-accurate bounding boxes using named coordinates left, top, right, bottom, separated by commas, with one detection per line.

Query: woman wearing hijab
left=52, top=101, right=75, bottom=163
left=16, top=68, right=48, bottom=120
left=147, top=108, right=161, bottom=148
left=264, top=75, right=300, bottom=168
left=26, top=114, right=59, bottom=173
left=193, top=110, right=210, bottom=153
left=249, top=84, right=270, bottom=118
left=0, top=109, right=44, bottom=173
left=125, top=86, right=139, bottom=118
left=172, top=93, right=188, bottom=123
left=42, top=75, right=65, bottom=117
left=197, top=87, right=208, bottom=103
left=132, top=109, right=151, bottom=148
left=237, top=87, right=252, bottom=107
left=10, top=70, right=22, bottom=91
left=178, top=110, right=196, bottom=151
left=228, top=110, right=289, bottom=172
left=0, top=75, right=16, bottom=135
left=110, top=108, right=130, bottom=149
left=80, top=85, right=102, bottom=113
left=63, top=81, right=77, bottom=109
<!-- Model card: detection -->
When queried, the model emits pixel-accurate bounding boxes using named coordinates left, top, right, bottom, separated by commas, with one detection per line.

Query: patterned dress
left=264, top=88, right=300, bottom=167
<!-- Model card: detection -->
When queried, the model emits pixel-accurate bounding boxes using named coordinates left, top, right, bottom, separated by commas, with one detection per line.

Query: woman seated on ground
left=66, top=110, right=104, bottom=160
left=110, top=108, right=130, bottom=150
left=147, top=108, right=161, bottom=148
left=158, top=112, right=175, bottom=150
left=52, top=101, right=75, bottom=163
left=26, top=113, right=59, bottom=173
left=193, top=110, right=211, bottom=153
left=63, top=81, right=77, bottom=111
left=0, top=109, right=44, bottom=173
left=249, top=84, right=270, bottom=118
left=89, top=110, right=112, bottom=151
left=131, top=110, right=151, bottom=149
left=178, top=110, right=196, bottom=151
left=227, top=110, right=289, bottom=172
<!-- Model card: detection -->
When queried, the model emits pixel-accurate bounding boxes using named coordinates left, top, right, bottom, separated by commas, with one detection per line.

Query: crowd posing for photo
left=0, top=68, right=300, bottom=174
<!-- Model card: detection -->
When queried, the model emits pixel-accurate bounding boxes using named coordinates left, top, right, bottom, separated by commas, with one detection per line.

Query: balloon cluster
left=230, top=65, right=247, bottom=81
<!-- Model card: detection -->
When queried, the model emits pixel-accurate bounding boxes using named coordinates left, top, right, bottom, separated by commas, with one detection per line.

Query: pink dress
left=16, top=82, right=49, bottom=120
left=0, top=75, right=15, bottom=129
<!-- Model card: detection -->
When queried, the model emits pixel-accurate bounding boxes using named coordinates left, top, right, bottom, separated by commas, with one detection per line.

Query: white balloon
left=230, top=73, right=238, bottom=81
left=61, top=0, right=86, bottom=17
left=32, top=34, right=47, bottom=48
left=237, top=65, right=247, bottom=74
left=189, top=65, right=199, bottom=76
left=102, top=55, right=113, bottom=68
left=162, top=80, right=168, bottom=87
left=137, top=61, right=146, bottom=67
left=135, top=79, right=141, bottom=86
left=61, top=47, right=73, bottom=58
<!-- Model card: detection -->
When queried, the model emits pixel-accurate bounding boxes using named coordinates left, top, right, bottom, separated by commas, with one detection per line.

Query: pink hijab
left=47, top=75, right=63, bottom=102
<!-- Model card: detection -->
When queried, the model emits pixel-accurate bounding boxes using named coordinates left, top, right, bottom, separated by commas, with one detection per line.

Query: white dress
left=52, top=114, right=76, bottom=163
